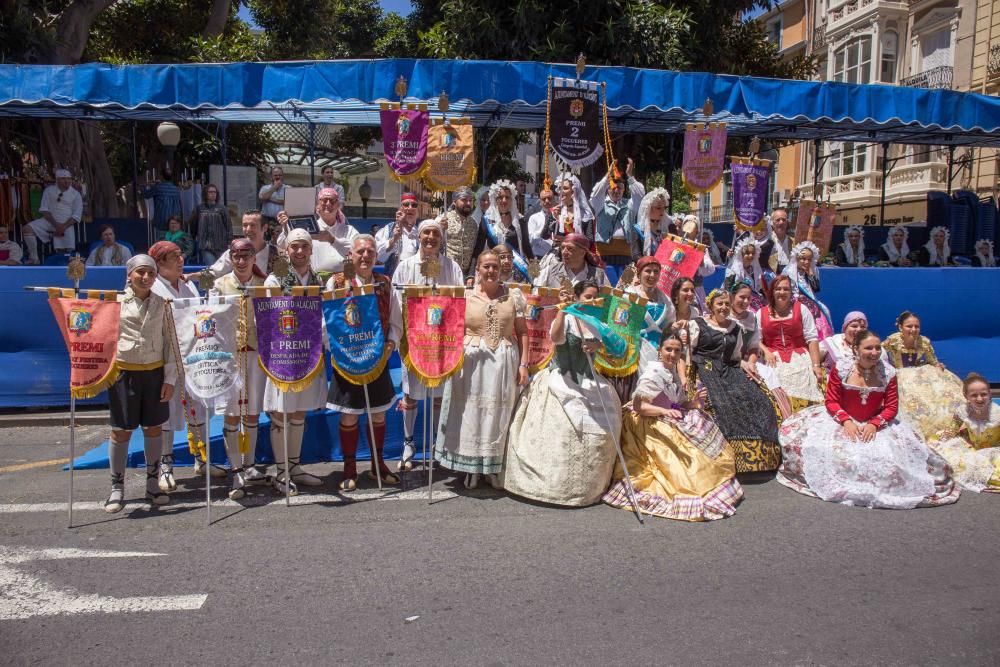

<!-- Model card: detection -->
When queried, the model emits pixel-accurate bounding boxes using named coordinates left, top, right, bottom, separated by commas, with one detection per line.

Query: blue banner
left=322, top=292, right=389, bottom=385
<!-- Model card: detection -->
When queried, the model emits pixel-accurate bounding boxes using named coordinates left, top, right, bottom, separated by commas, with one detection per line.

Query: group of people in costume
left=94, top=178, right=997, bottom=521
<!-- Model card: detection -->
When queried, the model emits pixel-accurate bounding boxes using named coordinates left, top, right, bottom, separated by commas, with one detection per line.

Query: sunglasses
left=401, top=202, right=418, bottom=208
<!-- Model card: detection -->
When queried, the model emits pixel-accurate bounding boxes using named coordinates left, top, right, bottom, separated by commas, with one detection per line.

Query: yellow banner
left=422, top=121, right=476, bottom=191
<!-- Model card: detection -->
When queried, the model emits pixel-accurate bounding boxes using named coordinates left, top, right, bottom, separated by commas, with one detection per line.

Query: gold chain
left=601, top=82, right=616, bottom=178
left=543, top=76, right=552, bottom=190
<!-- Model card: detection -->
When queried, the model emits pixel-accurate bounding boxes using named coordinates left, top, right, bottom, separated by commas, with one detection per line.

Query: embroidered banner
left=171, top=295, right=240, bottom=400
left=654, top=235, right=706, bottom=297
left=731, top=158, right=772, bottom=233
left=380, top=107, right=430, bottom=180
left=562, top=300, right=628, bottom=360
left=322, top=288, right=389, bottom=385
left=400, top=287, right=466, bottom=388
left=423, top=121, right=476, bottom=191
left=48, top=291, right=121, bottom=399
left=523, top=289, right=560, bottom=373
left=794, top=200, right=837, bottom=256
left=682, top=123, right=727, bottom=194
left=253, top=294, right=325, bottom=392
left=548, top=77, right=603, bottom=168
left=592, top=290, right=646, bottom=377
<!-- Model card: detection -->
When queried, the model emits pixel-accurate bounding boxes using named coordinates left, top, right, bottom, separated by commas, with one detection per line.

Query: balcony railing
left=899, top=65, right=953, bottom=89
left=989, top=44, right=1000, bottom=79
left=813, top=24, right=826, bottom=50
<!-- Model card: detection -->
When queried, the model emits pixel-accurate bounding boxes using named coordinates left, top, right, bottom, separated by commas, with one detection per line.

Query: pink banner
left=523, top=291, right=559, bottom=373
left=401, top=291, right=466, bottom=388
left=380, top=108, right=430, bottom=178
left=682, top=123, right=727, bottom=194
left=654, top=236, right=705, bottom=297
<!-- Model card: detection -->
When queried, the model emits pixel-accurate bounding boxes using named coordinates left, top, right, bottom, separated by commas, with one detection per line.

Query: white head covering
left=728, top=237, right=764, bottom=291
left=286, top=228, right=313, bottom=245
left=555, top=173, right=595, bottom=234
left=54, top=168, right=72, bottom=178
left=125, top=254, right=157, bottom=284
left=881, top=224, right=911, bottom=263
left=784, top=240, right=821, bottom=291
left=418, top=218, right=447, bottom=255
left=923, top=226, right=951, bottom=265
left=485, top=179, right=521, bottom=226
left=471, top=186, right=490, bottom=225
left=681, top=213, right=701, bottom=241
left=840, top=225, right=866, bottom=266
left=701, top=228, right=722, bottom=264
left=975, top=239, right=996, bottom=267
left=636, top=188, right=671, bottom=256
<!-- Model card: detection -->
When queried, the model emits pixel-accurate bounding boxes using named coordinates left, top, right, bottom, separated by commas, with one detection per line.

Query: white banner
left=171, top=295, right=241, bottom=400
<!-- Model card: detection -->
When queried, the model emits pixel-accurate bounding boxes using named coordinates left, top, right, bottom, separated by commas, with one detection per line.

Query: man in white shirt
left=258, top=166, right=286, bottom=237
left=527, top=187, right=556, bottom=259
left=276, top=186, right=358, bottom=274
left=23, top=169, right=83, bottom=264
left=313, top=165, right=346, bottom=203
left=0, top=225, right=23, bottom=265
left=206, top=209, right=278, bottom=278
left=374, top=191, right=420, bottom=274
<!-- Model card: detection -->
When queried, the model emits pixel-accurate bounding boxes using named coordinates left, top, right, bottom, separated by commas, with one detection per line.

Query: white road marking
left=0, top=546, right=207, bottom=620
left=0, top=489, right=458, bottom=514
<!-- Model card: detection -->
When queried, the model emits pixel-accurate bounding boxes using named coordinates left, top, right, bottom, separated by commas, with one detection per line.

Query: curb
left=0, top=412, right=109, bottom=428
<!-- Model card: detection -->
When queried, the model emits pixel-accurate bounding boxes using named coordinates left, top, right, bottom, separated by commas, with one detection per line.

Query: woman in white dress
left=503, top=280, right=619, bottom=506
left=436, top=250, right=530, bottom=489
left=930, top=373, right=1000, bottom=493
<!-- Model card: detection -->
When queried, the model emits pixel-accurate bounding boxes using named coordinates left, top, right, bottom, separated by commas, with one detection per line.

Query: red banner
left=653, top=235, right=706, bottom=297
left=48, top=291, right=121, bottom=399
left=523, top=289, right=560, bottom=373
left=794, top=200, right=837, bottom=256
left=400, top=287, right=467, bottom=388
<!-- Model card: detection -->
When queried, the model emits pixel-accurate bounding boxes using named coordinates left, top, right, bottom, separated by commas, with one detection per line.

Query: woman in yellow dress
left=930, top=373, right=1000, bottom=493
left=603, top=334, right=743, bottom=521
left=882, top=310, right=964, bottom=439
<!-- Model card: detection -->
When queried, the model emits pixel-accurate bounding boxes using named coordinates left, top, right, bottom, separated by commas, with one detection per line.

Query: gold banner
left=422, top=121, right=476, bottom=191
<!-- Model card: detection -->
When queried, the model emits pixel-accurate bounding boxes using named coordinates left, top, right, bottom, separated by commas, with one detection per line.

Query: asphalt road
left=1, top=424, right=998, bottom=666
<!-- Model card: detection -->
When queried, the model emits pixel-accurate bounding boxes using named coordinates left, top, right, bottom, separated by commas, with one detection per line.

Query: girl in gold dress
left=930, top=373, right=1000, bottom=493
left=603, top=335, right=743, bottom=521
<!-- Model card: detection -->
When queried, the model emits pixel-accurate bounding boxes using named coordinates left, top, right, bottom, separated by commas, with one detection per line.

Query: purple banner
left=682, top=123, right=727, bottom=194
left=253, top=295, right=325, bottom=392
left=732, top=159, right=772, bottom=233
left=380, top=108, right=430, bottom=177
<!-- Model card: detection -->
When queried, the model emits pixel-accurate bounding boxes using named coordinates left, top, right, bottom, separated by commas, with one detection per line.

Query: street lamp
left=156, top=122, right=181, bottom=179
left=359, top=177, right=372, bottom=219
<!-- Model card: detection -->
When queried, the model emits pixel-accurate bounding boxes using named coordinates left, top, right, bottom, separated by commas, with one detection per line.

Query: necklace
left=855, top=362, right=877, bottom=383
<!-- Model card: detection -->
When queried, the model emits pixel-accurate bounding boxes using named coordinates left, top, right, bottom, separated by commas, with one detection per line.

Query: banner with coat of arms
left=522, top=288, right=560, bottom=374
left=322, top=287, right=390, bottom=385
left=48, top=290, right=121, bottom=399
left=253, top=293, right=325, bottom=392
left=793, top=200, right=837, bottom=256
left=731, top=157, right=772, bottom=233
left=380, top=106, right=430, bottom=181
left=399, top=286, right=466, bottom=388
left=682, top=123, right=727, bottom=194
left=422, top=120, right=476, bottom=191
left=653, top=235, right=707, bottom=297
left=170, top=295, right=240, bottom=400
left=592, top=289, right=646, bottom=377
left=547, top=77, right=604, bottom=168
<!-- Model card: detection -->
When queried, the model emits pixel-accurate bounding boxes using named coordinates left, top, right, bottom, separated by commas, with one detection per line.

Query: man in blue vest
left=589, top=157, right=645, bottom=268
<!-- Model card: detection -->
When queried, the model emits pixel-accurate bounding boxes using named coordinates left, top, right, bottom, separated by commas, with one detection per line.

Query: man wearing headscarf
left=23, top=168, right=83, bottom=264
left=276, top=186, right=358, bottom=274
left=589, top=158, right=645, bottom=266
left=390, top=218, right=465, bottom=470
left=375, top=191, right=421, bottom=276
left=534, top=233, right=609, bottom=288
left=212, top=237, right=269, bottom=499
left=442, top=186, right=488, bottom=277
left=261, top=229, right=327, bottom=495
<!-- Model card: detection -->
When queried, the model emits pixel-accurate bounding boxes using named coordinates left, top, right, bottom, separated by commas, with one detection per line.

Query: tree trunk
left=203, top=0, right=231, bottom=38
left=39, top=0, right=121, bottom=218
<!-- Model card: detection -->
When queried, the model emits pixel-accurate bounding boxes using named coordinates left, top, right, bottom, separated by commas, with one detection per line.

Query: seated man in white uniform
left=23, top=168, right=84, bottom=264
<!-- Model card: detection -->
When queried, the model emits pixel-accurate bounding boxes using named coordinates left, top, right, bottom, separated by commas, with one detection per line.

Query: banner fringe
left=258, top=356, right=325, bottom=393
left=330, top=347, right=391, bottom=386
left=70, top=363, right=120, bottom=399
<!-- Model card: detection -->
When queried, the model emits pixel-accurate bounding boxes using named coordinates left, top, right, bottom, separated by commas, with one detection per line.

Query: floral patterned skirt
left=896, top=365, right=964, bottom=440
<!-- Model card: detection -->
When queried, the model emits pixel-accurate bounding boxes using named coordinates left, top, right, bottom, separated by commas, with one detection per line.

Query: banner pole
left=67, top=277, right=81, bottom=529
left=361, top=384, right=383, bottom=491
left=203, top=399, right=212, bottom=526
left=585, top=352, right=644, bottom=525
left=421, top=395, right=428, bottom=474
left=427, top=385, right=436, bottom=503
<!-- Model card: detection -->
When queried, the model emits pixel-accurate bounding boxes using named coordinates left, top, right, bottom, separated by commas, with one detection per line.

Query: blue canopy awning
left=2, top=58, right=999, bottom=146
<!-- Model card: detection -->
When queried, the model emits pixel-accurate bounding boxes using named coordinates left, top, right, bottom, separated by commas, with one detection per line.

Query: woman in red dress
left=777, top=329, right=958, bottom=509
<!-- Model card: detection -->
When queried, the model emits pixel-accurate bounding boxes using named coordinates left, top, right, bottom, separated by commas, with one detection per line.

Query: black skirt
left=327, top=366, right=396, bottom=414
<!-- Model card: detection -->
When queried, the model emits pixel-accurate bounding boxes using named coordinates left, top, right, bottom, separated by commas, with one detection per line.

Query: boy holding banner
left=325, top=235, right=402, bottom=490
left=213, top=238, right=268, bottom=499
left=261, top=229, right=327, bottom=494
left=104, top=255, right=176, bottom=513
